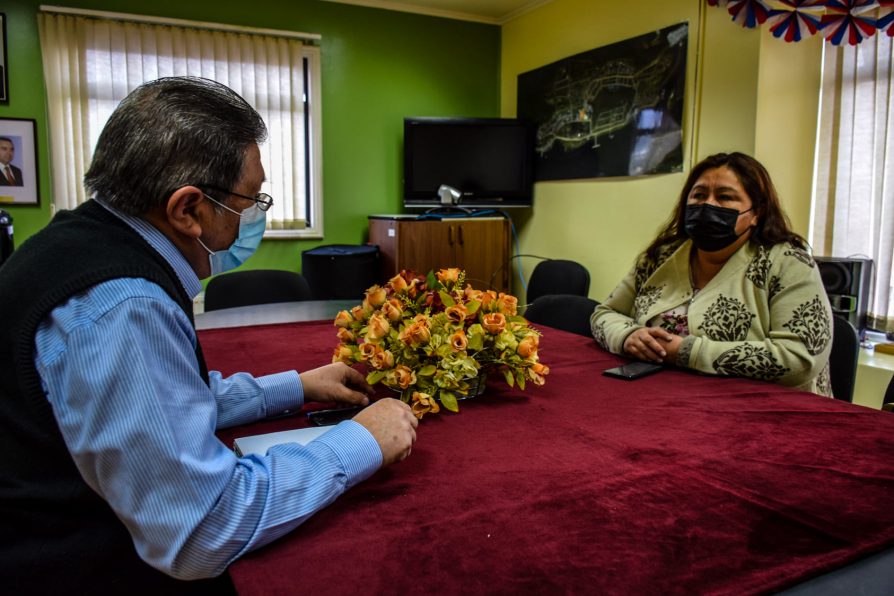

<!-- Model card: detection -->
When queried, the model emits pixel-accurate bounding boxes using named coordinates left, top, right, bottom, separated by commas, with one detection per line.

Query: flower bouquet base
left=458, top=371, right=488, bottom=401
left=392, top=370, right=486, bottom=403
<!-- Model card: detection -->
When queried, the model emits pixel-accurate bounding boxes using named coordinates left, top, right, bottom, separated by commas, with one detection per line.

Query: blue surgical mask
left=197, top=194, right=266, bottom=276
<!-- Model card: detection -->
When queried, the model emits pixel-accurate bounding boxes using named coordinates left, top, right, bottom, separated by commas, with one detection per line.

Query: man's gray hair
left=84, top=77, right=267, bottom=215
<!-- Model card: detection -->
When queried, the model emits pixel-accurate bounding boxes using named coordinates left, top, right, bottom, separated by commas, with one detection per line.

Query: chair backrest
left=829, top=315, right=860, bottom=402
left=526, top=259, right=591, bottom=304
left=523, top=294, right=600, bottom=337
left=883, top=374, right=894, bottom=412
left=204, top=269, right=312, bottom=312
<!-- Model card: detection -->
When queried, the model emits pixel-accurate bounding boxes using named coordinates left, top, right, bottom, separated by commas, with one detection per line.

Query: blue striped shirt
left=33, top=200, right=382, bottom=579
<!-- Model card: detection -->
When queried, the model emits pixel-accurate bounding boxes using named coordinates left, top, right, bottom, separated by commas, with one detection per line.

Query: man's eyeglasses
left=202, top=185, right=274, bottom=212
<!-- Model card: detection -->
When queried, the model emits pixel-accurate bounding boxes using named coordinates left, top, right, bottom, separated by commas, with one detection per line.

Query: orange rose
left=387, top=365, right=417, bottom=389
left=496, top=293, right=518, bottom=317
left=406, top=278, right=423, bottom=299
left=366, top=313, right=390, bottom=341
left=334, top=310, right=353, bottom=328
left=479, top=290, right=498, bottom=311
left=336, top=327, right=355, bottom=343
left=411, top=391, right=440, bottom=419
left=463, top=284, right=483, bottom=302
left=445, top=304, right=469, bottom=325
left=351, top=305, right=370, bottom=322
left=481, top=312, right=506, bottom=334
left=517, top=334, right=539, bottom=359
left=389, top=274, right=408, bottom=293
left=449, top=329, right=468, bottom=352
left=381, top=298, right=403, bottom=322
left=399, top=321, right=431, bottom=347
left=358, top=342, right=379, bottom=361
left=332, top=345, right=353, bottom=364
left=365, top=285, right=387, bottom=308
left=436, top=268, right=461, bottom=284
left=370, top=349, right=395, bottom=371
left=528, top=362, right=549, bottom=386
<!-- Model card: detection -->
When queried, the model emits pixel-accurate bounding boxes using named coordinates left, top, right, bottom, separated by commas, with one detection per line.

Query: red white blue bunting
left=767, top=1, right=825, bottom=41
left=876, top=9, right=894, bottom=35
left=728, top=0, right=774, bottom=27
left=821, top=1, right=878, bottom=45
left=708, top=0, right=893, bottom=45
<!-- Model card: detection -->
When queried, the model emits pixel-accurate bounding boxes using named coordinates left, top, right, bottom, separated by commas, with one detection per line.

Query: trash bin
left=0, top=209, right=13, bottom=266
left=301, top=244, right=380, bottom=300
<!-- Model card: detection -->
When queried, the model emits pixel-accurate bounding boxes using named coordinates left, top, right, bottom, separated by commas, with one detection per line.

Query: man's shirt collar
left=95, top=198, right=203, bottom=299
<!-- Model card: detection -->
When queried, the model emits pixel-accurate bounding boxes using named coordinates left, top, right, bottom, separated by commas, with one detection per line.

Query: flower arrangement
left=333, top=268, right=549, bottom=418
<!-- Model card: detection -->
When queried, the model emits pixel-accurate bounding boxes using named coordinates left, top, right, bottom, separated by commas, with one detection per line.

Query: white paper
left=233, top=426, right=332, bottom=457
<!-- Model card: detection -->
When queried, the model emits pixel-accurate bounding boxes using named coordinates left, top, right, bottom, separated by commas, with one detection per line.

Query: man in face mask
left=0, top=77, right=418, bottom=593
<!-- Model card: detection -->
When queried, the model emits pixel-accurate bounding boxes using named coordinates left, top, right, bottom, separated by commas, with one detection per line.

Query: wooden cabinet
left=368, top=216, right=511, bottom=292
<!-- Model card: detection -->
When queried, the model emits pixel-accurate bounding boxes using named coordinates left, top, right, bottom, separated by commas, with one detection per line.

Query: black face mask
left=684, top=203, right=753, bottom=252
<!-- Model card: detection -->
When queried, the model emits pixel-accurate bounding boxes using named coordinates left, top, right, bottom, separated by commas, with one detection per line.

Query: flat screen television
left=403, top=117, right=534, bottom=209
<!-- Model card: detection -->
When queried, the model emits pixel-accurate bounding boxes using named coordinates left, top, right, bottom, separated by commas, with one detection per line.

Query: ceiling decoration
left=707, top=0, right=894, bottom=45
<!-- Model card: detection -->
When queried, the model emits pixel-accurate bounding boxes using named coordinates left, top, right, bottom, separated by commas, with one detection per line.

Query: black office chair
left=204, top=269, right=312, bottom=312
left=524, top=294, right=600, bottom=337
left=526, top=259, right=591, bottom=304
left=883, top=374, right=894, bottom=413
left=829, top=315, right=860, bottom=402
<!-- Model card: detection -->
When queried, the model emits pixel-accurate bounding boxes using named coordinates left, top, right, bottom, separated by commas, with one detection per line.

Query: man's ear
left=165, top=186, right=206, bottom=238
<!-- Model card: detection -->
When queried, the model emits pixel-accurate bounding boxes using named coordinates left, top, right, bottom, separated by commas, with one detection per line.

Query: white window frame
left=38, top=5, right=325, bottom=239
left=265, top=43, right=324, bottom=239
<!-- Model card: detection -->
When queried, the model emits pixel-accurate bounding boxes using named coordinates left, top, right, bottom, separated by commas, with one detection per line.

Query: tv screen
left=403, top=117, right=534, bottom=209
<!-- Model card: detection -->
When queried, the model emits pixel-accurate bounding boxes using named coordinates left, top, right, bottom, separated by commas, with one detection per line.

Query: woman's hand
left=623, top=327, right=681, bottom=364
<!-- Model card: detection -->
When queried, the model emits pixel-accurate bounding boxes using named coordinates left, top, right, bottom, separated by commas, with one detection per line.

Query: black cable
left=489, top=253, right=552, bottom=293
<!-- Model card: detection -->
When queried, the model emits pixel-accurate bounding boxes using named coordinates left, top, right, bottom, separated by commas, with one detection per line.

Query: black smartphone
left=603, top=361, right=664, bottom=380
left=306, top=405, right=366, bottom=426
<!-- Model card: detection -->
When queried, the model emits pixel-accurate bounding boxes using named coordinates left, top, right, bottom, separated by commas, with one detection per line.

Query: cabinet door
left=368, top=218, right=398, bottom=280
left=454, top=220, right=509, bottom=292
left=397, top=220, right=457, bottom=275
left=370, top=218, right=510, bottom=291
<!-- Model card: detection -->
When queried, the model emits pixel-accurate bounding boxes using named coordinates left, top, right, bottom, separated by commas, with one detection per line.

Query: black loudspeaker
left=814, top=256, right=873, bottom=331
left=301, top=244, right=380, bottom=300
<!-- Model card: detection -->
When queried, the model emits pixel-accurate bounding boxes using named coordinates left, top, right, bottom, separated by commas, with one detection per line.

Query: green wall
left=0, top=0, right=500, bottom=271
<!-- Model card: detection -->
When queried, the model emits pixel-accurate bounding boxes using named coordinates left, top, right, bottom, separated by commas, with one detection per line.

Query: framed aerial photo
left=0, top=14, right=7, bottom=102
left=518, top=22, right=688, bottom=181
left=0, top=118, right=40, bottom=206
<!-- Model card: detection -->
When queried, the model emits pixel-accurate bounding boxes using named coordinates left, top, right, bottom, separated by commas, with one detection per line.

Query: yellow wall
left=501, top=0, right=822, bottom=302
left=755, top=33, right=824, bottom=237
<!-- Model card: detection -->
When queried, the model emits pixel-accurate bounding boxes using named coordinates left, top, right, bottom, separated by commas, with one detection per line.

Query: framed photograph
left=517, top=22, right=688, bottom=181
left=0, top=118, right=40, bottom=206
left=0, top=13, right=7, bottom=102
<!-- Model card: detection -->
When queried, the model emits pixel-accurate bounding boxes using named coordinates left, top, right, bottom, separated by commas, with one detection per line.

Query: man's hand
left=352, top=398, right=418, bottom=466
left=623, top=327, right=682, bottom=364
left=300, top=363, right=375, bottom=406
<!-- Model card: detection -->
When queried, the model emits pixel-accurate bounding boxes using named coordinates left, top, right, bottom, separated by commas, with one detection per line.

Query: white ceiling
left=319, top=0, right=553, bottom=24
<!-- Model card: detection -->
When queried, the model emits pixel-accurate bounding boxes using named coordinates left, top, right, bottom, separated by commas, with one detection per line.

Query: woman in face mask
left=591, top=152, right=834, bottom=396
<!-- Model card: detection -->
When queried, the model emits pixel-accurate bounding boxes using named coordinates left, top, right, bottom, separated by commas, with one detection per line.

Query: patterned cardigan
left=590, top=239, right=833, bottom=396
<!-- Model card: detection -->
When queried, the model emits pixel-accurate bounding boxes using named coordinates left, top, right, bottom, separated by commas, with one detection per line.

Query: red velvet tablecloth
left=200, top=320, right=894, bottom=595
